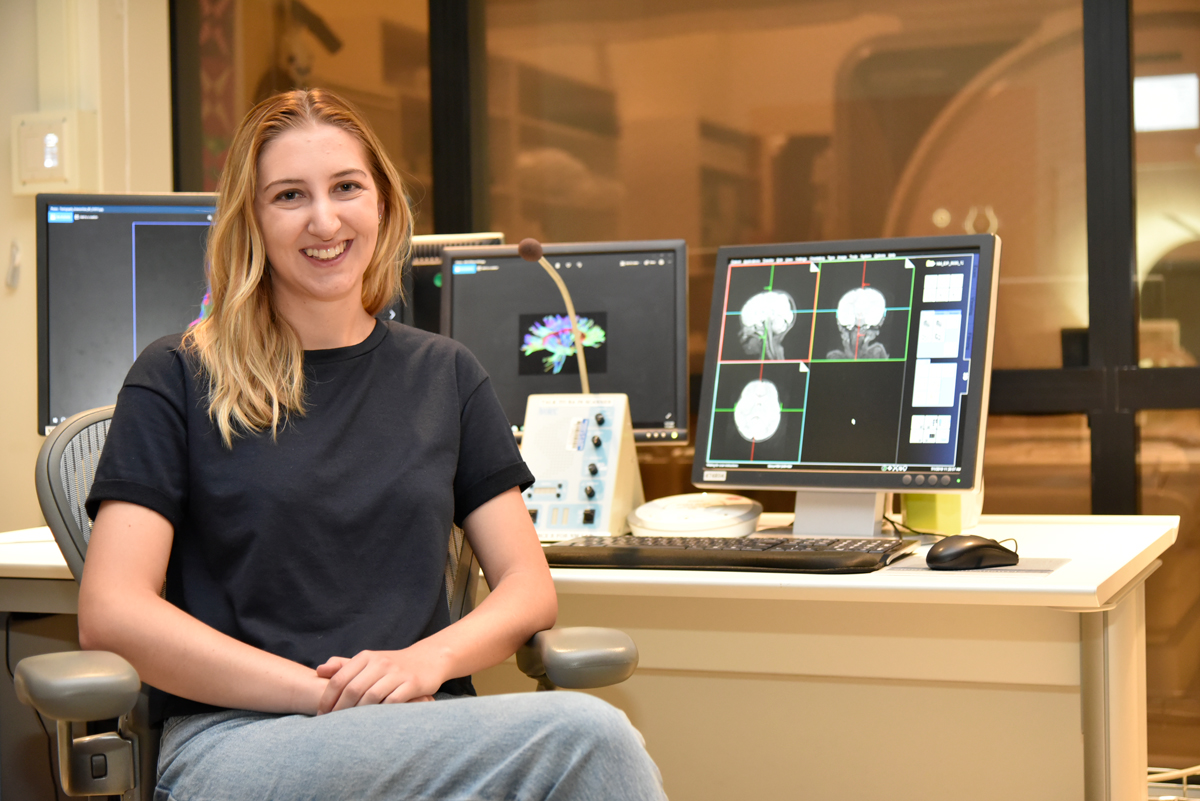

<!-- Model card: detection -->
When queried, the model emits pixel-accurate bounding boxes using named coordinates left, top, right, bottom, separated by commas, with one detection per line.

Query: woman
left=79, top=89, right=665, bottom=800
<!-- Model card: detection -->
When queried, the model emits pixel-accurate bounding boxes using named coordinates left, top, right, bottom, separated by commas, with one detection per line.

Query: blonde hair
left=184, top=89, right=413, bottom=447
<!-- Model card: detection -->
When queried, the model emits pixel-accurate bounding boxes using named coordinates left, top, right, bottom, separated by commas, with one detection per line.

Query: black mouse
left=926, top=535, right=1019, bottom=570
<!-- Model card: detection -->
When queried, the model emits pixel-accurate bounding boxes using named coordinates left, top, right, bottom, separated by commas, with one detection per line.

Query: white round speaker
left=627, top=493, right=763, bottom=538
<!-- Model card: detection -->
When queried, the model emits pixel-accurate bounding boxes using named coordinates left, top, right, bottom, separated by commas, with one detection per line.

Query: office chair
left=16, top=406, right=638, bottom=799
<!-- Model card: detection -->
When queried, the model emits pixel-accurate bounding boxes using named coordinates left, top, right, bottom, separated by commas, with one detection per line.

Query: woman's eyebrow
left=261, top=169, right=368, bottom=193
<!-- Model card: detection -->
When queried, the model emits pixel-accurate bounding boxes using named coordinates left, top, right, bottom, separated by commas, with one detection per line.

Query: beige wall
left=0, top=0, right=173, bottom=533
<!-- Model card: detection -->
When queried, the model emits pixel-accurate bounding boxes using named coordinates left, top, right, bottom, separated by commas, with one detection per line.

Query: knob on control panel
left=591, top=435, right=602, bottom=448
left=584, top=485, right=596, bottom=499
left=588, top=463, right=598, bottom=475
left=595, top=413, right=605, bottom=425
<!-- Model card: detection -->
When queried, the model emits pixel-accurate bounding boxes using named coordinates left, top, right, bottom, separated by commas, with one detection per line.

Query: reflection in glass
left=1139, top=410, right=1200, bottom=768
left=181, top=0, right=433, bottom=232
left=484, top=0, right=1087, bottom=373
left=1135, top=8, right=1200, bottom=370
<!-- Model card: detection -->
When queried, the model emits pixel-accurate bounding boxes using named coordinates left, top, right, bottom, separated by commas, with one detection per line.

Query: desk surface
left=548, top=514, right=1179, bottom=609
left=0, top=527, right=73, bottom=580
left=0, top=514, right=1180, bottom=610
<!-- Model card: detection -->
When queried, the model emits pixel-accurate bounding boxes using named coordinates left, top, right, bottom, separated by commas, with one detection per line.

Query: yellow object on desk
left=901, top=481, right=985, bottom=536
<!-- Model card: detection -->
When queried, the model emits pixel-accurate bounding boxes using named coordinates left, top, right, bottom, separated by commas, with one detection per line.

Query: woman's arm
left=79, top=500, right=328, bottom=715
left=317, top=487, right=556, bottom=711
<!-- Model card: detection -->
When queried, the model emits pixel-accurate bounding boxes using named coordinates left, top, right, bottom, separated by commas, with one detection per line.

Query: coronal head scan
left=826, top=287, right=889, bottom=360
left=739, top=290, right=796, bottom=360
left=733, top=379, right=782, bottom=442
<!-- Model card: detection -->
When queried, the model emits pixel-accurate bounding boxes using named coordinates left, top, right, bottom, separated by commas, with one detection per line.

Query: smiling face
left=254, top=122, right=382, bottom=326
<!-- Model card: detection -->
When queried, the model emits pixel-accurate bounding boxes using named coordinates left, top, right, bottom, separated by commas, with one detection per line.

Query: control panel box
left=520, top=393, right=645, bottom=541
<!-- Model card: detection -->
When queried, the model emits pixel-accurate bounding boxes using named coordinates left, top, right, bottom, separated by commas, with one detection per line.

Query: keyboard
left=543, top=535, right=919, bottom=574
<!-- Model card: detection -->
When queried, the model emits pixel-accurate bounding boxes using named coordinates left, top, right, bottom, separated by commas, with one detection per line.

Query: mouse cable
left=883, top=514, right=939, bottom=539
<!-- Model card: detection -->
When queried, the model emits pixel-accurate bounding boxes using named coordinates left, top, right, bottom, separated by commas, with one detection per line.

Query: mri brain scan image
left=739, top=290, right=796, bottom=360
left=733, top=379, right=782, bottom=442
left=826, top=287, right=889, bottom=360
left=521, top=314, right=607, bottom=373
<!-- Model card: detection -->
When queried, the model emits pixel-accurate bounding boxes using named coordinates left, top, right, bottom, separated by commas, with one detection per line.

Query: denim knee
left=542, top=692, right=646, bottom=753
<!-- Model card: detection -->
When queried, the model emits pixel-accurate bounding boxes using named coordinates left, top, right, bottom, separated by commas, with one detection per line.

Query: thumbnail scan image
left=739, top=291, right=796, bottom=360
left=520, top=313, right=607, bottom=374
left=826, top=287, right=889, bottom=360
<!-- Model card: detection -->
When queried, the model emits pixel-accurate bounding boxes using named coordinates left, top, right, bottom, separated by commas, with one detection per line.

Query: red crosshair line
left=853, top=260, right=870, bottom=360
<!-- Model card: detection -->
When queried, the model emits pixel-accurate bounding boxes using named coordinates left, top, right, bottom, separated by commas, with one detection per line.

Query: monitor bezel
left=691, top=233, right=999, bottom=493
left=440, top=239, right=690, bottom=444
left=36, top=191, right=217, bottom=434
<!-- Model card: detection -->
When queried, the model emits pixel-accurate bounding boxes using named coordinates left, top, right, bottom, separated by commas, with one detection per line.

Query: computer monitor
left=441, top=240, right=689, bottom=444
left=389, top=232, right=504, bottom=331
left=691, top=234, right=1000, bottom=536
left=37, top=193, right=217, bottom=434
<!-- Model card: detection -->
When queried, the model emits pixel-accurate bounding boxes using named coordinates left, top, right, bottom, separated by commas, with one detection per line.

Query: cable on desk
left=5, top=613, right=64, bottom=801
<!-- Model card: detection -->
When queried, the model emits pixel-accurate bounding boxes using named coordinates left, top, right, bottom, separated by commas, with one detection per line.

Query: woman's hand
left=315, top=649, right=442, bottom=712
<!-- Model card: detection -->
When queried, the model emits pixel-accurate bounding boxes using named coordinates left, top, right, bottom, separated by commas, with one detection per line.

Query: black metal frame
left=167, top=0, right=1200, bottom=514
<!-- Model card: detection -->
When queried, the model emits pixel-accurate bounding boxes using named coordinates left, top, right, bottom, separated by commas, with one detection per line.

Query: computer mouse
left=926, top=535, right=1019, bottom=570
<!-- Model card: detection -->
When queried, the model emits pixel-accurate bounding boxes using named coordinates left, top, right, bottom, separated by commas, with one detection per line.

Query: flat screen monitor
left=692, top=234, right=1000, bottom=535
left=389, top=232, right=504, bottom=331
left=37, top=193, right=217, bottom=434
left=441, top=240, right=689, bottom=444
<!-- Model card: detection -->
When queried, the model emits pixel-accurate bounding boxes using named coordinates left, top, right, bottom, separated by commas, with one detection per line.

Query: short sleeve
left=85, top=337, right=192, bottom=529
left=451, top=356, right=534, bottom=527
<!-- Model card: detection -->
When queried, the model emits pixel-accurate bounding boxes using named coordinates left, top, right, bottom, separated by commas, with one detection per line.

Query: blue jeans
left=154, top=691, right=667, bottom=800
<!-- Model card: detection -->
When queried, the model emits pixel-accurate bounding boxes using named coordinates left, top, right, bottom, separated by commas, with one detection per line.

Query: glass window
left=1139, top=410, right=1200, bottom=768
left=175, top=0, right=433, bottom=233
left=483, top=0, right=1088, bottom=375
left=484, top=1, right=1089, bottom=499
left=1134, top=6, right=1200, bottom=369
left=981, top=415, right=1091, bottom=514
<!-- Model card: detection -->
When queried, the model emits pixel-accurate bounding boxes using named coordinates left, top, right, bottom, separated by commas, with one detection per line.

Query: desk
left=1, top=516, right=1180, bottom=801
left=474, top=514, right=1179, bottom=801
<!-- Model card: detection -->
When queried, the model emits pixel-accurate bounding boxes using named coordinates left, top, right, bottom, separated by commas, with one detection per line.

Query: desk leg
left=1081, top=583, right=1148, bottom=801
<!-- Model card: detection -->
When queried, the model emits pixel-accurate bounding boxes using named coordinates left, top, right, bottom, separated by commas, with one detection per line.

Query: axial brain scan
left=827, top=287, right=889, bottom=360
left=733, top=379, right=782, bottom=442
left=739, top=290, right=796, bottom=360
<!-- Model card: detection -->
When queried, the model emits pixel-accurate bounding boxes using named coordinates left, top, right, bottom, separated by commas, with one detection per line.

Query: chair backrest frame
left=35, top=405, right=115, bottom=583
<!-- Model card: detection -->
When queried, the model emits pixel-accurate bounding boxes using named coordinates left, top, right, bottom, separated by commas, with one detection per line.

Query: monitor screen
left=441, top=240, right=689, bottom=443
left=692, top=234, right=999, bottom=493
left=37, top=193, right=216, bottom=434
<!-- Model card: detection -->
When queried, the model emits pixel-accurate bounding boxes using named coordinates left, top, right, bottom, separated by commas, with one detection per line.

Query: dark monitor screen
left=441, top=240, right=689, bottom=443
left=692, top=234, right=999, bottom=493
left=37, top=193, right=216, bottom=433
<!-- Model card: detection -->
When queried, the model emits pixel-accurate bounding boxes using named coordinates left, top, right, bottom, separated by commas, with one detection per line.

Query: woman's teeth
left=304, top=241, right=347, bottom=260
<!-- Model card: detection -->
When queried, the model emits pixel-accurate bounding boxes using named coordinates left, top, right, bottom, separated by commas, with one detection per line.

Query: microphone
left=519, top=238, right=590, bottom=394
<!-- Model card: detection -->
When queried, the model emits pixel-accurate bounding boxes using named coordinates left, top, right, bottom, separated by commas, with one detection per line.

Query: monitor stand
left=791, top=490, right=887, bottom=538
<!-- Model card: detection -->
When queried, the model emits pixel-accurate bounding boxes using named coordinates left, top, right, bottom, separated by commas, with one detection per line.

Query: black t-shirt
left=85, top=321, right=534, bottom=720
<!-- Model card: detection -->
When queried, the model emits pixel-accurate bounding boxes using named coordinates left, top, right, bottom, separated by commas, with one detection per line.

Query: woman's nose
left=308, top=197, right=340, bottom=239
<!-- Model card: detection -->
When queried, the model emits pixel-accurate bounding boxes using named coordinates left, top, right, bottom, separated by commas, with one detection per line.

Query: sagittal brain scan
left=739, top=291, right=795, bottom=360
left=733, top=379, right=782, bottom=441
left=826, top=287, right=888, bottom=360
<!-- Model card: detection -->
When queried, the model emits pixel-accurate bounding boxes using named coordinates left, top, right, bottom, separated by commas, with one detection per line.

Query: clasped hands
left=316, top=648, right=443, bottom=713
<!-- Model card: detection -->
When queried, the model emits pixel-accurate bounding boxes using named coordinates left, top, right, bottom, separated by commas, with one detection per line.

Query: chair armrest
left=516, top=627, right=638, bottom=689
left=14, top=651, right=141, bottom=722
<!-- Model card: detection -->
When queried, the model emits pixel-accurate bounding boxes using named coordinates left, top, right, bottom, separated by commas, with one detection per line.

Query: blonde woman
left=78, top=89, right=665, bottom=800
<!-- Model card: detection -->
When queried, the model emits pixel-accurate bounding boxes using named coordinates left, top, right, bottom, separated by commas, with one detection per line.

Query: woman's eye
left=337, top=182, right=362, bottom=193
left=276, top=190, right=301, bottom=202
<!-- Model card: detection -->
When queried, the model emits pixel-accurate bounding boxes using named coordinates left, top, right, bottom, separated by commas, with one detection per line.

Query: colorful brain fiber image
left=521, top=314, right=607, bottom=374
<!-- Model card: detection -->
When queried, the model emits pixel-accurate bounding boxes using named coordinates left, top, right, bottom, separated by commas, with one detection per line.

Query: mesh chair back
left=35, top=406, right=115, bottom=582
